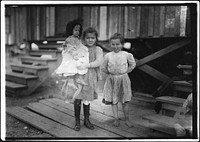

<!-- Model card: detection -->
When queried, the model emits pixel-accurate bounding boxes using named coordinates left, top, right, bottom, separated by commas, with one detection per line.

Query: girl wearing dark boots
left=64, top=27, right=103, bottom=131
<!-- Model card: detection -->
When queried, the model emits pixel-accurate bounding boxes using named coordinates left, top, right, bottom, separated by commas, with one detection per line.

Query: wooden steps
left=6, top=45, right=62, bottom=97
left=156, top=96, right=185, bottom=117
left=6, top=81, right=28, bottom=96
left=37, top=43, right=63, bottom=50
left=21, top=56, right=58, bottom=65
left=10, top=63, right=49, bottom=75
left=173, top=80, right=192, bottom=93
left=143, top=95, right=186, bottom=136
left=132, top=91, right=156, bottom=105
left=29, top=50, right=62, bottom=58
left=6, top=71, right=38, bottom=85
left=45, top=37, right=65, bottom=41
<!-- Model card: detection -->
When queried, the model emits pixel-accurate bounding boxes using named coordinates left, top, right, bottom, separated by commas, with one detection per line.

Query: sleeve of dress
left=127, top=53, right=136, bottom=73
left=89, top=46, right=104, bottom=68
left=101, top=54, right=109, bottom=74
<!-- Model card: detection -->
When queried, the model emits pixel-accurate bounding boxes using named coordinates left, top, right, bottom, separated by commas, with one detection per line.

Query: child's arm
left=89, top=46, right=104, bottom=68
left=127, top=53, right=136, bottom=73
left=101, top=55, right=109, bottom=74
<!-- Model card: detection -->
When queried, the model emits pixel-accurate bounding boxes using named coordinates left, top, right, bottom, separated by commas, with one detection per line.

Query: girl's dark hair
left=65, top=19, right=83, bottom=37
left=110, top=33, right=125, bottom=44
left=82, top=27, right=98, bottom=41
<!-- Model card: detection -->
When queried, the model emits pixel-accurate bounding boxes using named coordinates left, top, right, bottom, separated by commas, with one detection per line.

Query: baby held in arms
left=56, top=36, right=89, bottom=102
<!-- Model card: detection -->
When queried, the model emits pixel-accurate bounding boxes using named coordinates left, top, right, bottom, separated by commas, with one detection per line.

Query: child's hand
left=77, top=63, right=90, bottom=70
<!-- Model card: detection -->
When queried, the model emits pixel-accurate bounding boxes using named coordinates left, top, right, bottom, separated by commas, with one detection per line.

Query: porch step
left=21, top=56, right=58, bottom=65
left=156, top=96, right=185, bottom=106
left=6, top=81, right=28, bottom=96
left=45, top=37, right=65, bottom=41
left=142, top=114, right=177, bottom=136
left=37, top=44, right=63, bottom=50
left=173, top=80, right=192, bottom=93
left=132, top=92, right=156, bottom=104
left=10, top=63, right=49, bottom=75
left=6, top=72, right=38, bottom=85
left=29, top=50, right=62, bottom=58
left=156, top=96, right=185, bottom=117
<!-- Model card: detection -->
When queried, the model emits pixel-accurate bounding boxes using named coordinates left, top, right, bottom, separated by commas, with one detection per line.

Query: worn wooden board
left=153, top=6, right=160, bottom=37
left=136, top=39, right=191, bottom=67
left=45, top=98, right=149, bottom=137
left=27, top=102, right=121, bottom=138
left=6, top=106, right=101, bottom=138
left=140, top=6, right=149, bottom=37
left=142, top=114, right=177, bottom=136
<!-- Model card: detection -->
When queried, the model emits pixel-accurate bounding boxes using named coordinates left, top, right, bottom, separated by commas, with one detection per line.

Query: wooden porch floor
left=6, top=93, right=172, bottom=139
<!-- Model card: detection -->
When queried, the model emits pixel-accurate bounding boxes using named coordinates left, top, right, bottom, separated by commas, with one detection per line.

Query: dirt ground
left=5, top=75, right=60, bottom=138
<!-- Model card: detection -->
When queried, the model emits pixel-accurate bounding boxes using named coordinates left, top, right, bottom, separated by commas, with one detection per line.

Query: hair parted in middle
left=109, top=33, right=125, bottom=45
left=82, top=27, right=99, bottom=41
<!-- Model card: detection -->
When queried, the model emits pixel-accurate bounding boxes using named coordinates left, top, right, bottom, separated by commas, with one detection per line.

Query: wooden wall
left=5, top=5, right=191, bottom=45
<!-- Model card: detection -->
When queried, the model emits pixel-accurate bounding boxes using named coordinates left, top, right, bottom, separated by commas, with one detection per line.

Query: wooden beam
left=137, top=62, right=171, bottom=82
left=136, top=39, right=190, bottom=67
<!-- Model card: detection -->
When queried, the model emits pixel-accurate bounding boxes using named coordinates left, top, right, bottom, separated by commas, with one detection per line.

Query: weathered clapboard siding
left=5, top=5, right=191, bottom=45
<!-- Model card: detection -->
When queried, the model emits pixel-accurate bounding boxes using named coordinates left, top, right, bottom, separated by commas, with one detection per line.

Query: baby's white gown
left=55, top=37, right=89, bottom=76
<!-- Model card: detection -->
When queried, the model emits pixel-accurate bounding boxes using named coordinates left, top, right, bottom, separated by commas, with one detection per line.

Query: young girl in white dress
left=102, top=33, right=136, bottom=127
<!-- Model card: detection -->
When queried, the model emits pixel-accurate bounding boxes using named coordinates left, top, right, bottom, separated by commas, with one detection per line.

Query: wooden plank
left=37, top=100, right=138, bottom=138
left=180, top=6, right=187, bottom=36
left=108, top=6, right=118, bottom=38
left=156, top=96, right=185, bottom=105
left=10, top=8, right=15, bottom=44
left=127, top=6, right=136, bottom=38
left=36, top=7, right=40, bottom=40
left=159, top=6, right=165, bottom=36
left=148, top=120, right=175, bottom=136
left=46, top=7, right=50, bottom=37
left=137, top=63, right=171, bottom=82
left=27, top=7, right=32, bottom=41
left=15, top=8, right=20, bottom=45
left=49, top=7, right=55, bottom=37
left=6, top=72, right=38, bottom=84
left=44, top=98, right=149, bottom=137
left=10, top=63, right=48, bottom=75
left=6, top=81, right=27, bottom=89
left=186, top=5, right=191, bottom=36
left=136, top=39, right=191, bottom=67
left=99, top=6, right=107, bottom=40
left=82, top=6, right=91, bottom=31
left=174, top=6, right=181, bottom=36
left=91, top=6, right=99, bottom=33
left=136, top=6, right=141, bottom=37
left=142, top=114, right=177, bottom=135
left=27, top=102, right=121, bottom=138
left=164, top=6, right=176, bottom=37
left=124, top=6, right=128, bottom=38
left=39, top=7, right=46, bottom=40
left=6, top=106, right=96, bottom=137
left=148, top=6, right=154, bottom=37
left=140, top=6, right=149, bottom=37
left=118, top=6, right=124, bottom=37
left=173, top=81, right=192, bottom=93
left=133, top=92, right=154, bottom=99
left=153, top=6, right=160, bottom=37
left=161, top=103, right=183, bottom=113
